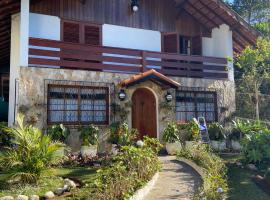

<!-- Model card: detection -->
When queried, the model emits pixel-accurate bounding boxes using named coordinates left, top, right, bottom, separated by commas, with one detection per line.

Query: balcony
left=28, top=38, right=228, bottom=79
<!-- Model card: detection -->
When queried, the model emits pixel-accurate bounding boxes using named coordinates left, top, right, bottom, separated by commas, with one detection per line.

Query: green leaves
left=0, top=114, right=66, bottom=184
left=79, top=124, right=99, bottom=146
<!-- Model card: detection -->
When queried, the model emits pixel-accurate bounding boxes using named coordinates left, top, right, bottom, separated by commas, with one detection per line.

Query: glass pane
left=81, top=111, right=94, bottom=122
left=49, top=111, right=64, bottom=122
left=197, top=103, right=205, bottom=111
left=206, top=112, right=215, bottom=122
left=65, top=111, right=77, bottom=122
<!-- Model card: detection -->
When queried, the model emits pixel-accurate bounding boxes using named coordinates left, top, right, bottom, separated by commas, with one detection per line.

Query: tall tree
left=235, top=38, right=270, bottom=120
left=224, top=0, right=270, bottom=24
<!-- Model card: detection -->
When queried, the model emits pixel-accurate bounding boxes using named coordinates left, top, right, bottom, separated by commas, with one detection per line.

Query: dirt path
left=144, top=156, right=202, bottom=200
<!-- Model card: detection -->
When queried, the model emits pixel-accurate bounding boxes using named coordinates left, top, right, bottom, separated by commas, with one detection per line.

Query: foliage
left=0, top=114, right=65, bottom=183
left=47, top=124, right=70, bottom=143
left=254, top=20, right=270, bottom=38
left=229, top=119, right=266, bottom=140
left=208, top=123, right=226, bottom=141
left=90, top=141, right=161, bottom=200
left=79, top=124, right=99, bottom=146
left=162, top=122, right=180, bottom=143
left=235, top=38, right=270, bottom=120
left=178, top=120, right=200, bottom=142
left=241, top=130, right=270, bottom=164
left=264, top=168, right=270, bottom=183
left=0, top=122, right=11, bottom=147
left=178, top=143, right=228, bottom=200
left=109, top=122, right=138, bottom=146
left=225, top=0, right=270, bottom=24
left=142, top=136, right=163, bottom=154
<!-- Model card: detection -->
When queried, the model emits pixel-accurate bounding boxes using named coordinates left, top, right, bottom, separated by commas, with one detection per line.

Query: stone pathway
left=144, top=156, right=202, bottom=200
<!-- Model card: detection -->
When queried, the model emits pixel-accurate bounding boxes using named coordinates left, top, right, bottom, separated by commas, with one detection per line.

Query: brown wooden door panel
left=132, top=88, right=157, bottom=139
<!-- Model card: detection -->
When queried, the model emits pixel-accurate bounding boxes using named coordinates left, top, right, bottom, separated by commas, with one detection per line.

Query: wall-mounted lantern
left=131, top=0, right=139, bottom=12
left=165, top=91, right=173, bottom=102
left=118, top=89, right=127, bottom=101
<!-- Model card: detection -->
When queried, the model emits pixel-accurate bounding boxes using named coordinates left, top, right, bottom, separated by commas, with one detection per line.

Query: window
left=179, top=36, right=191, bottom=55
left=47, top=85, right=109, bottom=125
left=176, top=91, right=217, bottom=123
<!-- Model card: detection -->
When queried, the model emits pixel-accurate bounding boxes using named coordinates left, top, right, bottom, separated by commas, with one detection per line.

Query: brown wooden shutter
left=83, top=25, right=101, bottom=45
left=162, top=33, right=179, bottom=53
left=191, top=35, right=202, bottom=56
left=62, top=21, right=80, bottom=43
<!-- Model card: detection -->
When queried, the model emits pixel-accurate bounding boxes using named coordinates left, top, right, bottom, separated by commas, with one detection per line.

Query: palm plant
left=0, top=114, right=65, bottom=183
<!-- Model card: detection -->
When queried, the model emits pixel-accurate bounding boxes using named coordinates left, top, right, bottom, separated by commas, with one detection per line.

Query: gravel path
left=144, top=156, right=202, bottom=200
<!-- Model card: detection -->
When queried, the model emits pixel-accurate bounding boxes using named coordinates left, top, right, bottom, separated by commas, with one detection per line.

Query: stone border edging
left=178, top=157, right=205, bottom=177
left=129, top=172, right=159, bottom=200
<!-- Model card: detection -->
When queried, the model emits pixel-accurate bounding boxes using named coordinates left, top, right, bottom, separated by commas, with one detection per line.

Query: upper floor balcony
left=28, top=37, right=228, bottom=79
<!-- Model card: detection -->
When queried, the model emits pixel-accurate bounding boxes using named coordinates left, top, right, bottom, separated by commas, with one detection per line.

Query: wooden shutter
left=62, top=21, right=80, bottom=43
left=84, top=25, right=101, bottom=45
left=162, top=33, right=179, bottom=53
left=192, top=35, right=202, bottom=56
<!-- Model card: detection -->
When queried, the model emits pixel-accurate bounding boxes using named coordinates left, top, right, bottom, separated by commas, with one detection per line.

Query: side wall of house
left=18, top=67, right=235, bottom=152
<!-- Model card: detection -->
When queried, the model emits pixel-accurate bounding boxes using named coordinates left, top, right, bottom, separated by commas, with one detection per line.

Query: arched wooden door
left=132, top=88, right=157, bottom=139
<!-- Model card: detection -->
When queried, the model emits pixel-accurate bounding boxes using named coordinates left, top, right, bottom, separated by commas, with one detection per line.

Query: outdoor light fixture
left=131, top=0, right=139, bottom=12
left=165, top=91, right=173, bottom=102
left=118, top=89, right=126, bottom=101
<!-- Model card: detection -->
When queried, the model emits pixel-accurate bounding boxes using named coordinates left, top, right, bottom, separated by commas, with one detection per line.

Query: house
left=0, top=0, right=258, bottom=150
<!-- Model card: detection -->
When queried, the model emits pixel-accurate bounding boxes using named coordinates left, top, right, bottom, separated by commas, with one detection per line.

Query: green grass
left=222, top=155, right=270, bottom=200
left=0, top=166, right=98, bottom=198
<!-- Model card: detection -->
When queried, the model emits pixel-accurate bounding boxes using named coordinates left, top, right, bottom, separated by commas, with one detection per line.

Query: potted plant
left=79, top=124, right=99, bottom=158
left=178, top=120, right=200, bottom=148
left=163, top=122, right=182, bottom=155
left=208, top=122, right=226, bottom=151
left=47, top=124, right=70, bottom=155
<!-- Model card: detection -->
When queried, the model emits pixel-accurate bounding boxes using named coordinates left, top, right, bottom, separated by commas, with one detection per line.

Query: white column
left=20, top=0, right=29, bottom=67
left=8, top=0, right=29, bottom=126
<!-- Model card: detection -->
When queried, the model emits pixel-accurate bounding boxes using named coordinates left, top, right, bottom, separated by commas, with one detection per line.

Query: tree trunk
left=255, top=91, right=260, bottom=120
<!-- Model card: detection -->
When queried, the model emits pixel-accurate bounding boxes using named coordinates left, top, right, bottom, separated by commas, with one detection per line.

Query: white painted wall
left=103, top=24, right=161, bottom=52
left=29, top=13, right=60, bottom=40
left=202, top=24, right=234, bottom=81
left=8, top=14, right=21, bottom=125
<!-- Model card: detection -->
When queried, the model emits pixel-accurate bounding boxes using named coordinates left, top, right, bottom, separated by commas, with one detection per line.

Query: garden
left=0, top=114, right=162, bottom=200
left=162, top=118, right=270, bottom=200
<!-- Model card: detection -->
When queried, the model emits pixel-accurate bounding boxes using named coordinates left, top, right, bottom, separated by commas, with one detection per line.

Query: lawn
left=222, top=155, right=270, bottom=200
left=0, top=166, right=98, bottom=198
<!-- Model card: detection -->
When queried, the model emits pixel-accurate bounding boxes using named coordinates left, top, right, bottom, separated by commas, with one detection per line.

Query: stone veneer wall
left=17, top=67, right=235, bottom=152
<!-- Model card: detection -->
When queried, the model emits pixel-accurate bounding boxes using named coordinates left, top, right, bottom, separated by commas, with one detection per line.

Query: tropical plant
left=0, top=114, right=65, bottom=183
left=177, top=120, right=200, bottom=142
left=163, top=122, right=180, bottom=143
left=79, top=124, right=99, bottom=146
left=47, top=124, right=70, bottom=142
left=241, top=130, right=270, bottom=164
left=208, top=123, right=226, bottom=141
left=178, top=143, right=228, bottom=200
left=142, top=136, right=163, bottom=154
left=109, top=122, right=138, bottom=146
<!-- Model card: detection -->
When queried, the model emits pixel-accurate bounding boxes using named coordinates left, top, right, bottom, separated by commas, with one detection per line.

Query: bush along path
left=144, top=156, right=202, bottom=200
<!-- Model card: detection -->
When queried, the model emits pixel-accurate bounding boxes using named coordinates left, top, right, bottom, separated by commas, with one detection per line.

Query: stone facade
left=17, top=67, right=235, bottom=152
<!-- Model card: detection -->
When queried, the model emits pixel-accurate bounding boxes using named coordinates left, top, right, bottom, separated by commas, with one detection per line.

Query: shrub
left=177, top=120, right=200, bottom=142
left=142, top=136, right=163, bottom=154
left=79, top=124, right=99, bottom=146
left=163, top=122, right=179, bottom=143
left=0, top=122, right=11, bottom=147
left=90, top=139, right=161, bottom=200
left=241, top=130, right=270, bottom=164
left=109, top=122, right=138, bottom=146
left=0, top=114, right=65, bottom=183
left=47, top=124, right=70, bottom=142
left=178, top=143, right=228, bottom=200
left=208, top=123, right=225, bottom=141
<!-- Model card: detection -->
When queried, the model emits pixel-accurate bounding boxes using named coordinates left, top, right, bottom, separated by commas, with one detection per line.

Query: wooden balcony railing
left=28, top=38, right=228, bottom=79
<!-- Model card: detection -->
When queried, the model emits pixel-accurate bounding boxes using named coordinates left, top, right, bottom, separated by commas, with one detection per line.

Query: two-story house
left=0, top=0, right=258, bottom=149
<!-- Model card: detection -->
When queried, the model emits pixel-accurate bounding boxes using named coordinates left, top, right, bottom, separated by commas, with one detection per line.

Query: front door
left=132, top=88, right=157, bottom=139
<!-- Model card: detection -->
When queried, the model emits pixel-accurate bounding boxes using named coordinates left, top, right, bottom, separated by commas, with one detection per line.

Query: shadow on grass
left=227, top=166, right=270, bottom=200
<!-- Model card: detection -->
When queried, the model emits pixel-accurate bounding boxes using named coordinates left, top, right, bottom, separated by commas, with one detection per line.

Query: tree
left=225, top=0, right=270, bottom=24
left=235, top=38, right=270, bottom=120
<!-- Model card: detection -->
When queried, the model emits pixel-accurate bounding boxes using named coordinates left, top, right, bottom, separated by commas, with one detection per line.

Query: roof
left=120, top=69, right=181, bottom=89
left=0, top=0, right=259, bottom=66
